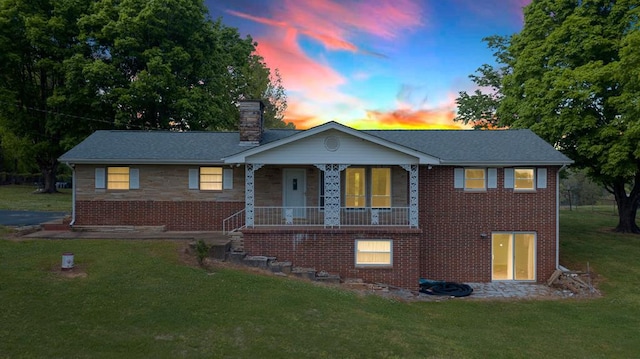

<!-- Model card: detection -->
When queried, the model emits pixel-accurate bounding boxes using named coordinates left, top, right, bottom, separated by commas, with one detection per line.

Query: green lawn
left=1, top=211, right=639, bottom=358
left=0, top=185, right=72, bottom=212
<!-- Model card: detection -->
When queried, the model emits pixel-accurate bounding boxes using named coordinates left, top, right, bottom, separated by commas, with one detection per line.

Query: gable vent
left=324, top=135, right=340, bottom=151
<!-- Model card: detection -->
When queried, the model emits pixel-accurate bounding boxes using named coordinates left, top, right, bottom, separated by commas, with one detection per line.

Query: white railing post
left=401, top=164, right=419, bottom=228
left=245, top=163, right=263, bottom=228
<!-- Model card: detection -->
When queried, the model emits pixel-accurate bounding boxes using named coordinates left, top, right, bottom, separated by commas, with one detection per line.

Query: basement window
left=355, top=240, right=392, bottom=267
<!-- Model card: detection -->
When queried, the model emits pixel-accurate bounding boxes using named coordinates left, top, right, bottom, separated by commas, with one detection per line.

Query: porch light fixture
left=480, top=233, right=489, bottom=239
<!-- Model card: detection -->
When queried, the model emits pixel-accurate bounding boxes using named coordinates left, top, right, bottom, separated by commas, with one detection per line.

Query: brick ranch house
left=59, top=100, right=573, bottom=289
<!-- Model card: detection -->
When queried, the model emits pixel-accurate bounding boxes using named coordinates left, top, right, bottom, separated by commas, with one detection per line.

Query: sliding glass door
left=492, top=232, right=535, bottom=281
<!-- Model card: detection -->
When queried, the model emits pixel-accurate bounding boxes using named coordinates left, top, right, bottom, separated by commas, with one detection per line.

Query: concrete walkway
left=465, top=282, right=571, bottom=299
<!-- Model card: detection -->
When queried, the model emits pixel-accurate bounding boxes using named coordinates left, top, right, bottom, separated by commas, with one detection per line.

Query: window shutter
left=454, top=168, right=464, bottom=188
left=95, top=168, right=105, bottom=189
left=504, top=168, right=514, bottom=188
left=188, top=168, right=199, bottom=189
left=488, top=168, right=497, bottom=188
left=129, top=168, right=140, bottom=189
left=537, top=168, right=547, bottom=189
left=223, top=168, right=233, bottom=190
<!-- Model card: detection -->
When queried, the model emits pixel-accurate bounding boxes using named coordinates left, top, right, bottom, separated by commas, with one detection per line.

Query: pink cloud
left=224, top=1, right=429, bottom=129
left=228, top=0, right=423, bottom=55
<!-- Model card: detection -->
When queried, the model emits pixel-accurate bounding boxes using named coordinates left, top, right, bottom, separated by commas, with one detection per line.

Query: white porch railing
left=248, top=206, right=410, bottom=228
left=223, top=209, right=245, bottom=234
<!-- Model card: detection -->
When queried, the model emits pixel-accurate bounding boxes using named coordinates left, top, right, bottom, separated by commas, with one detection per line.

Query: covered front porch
left=221, top=123, right=440, bottom=232
left=223, top=163, right=419, bottom=232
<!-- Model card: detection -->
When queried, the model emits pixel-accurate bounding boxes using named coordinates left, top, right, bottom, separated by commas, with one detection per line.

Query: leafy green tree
left=455, top=36, right=510, bottom=129
left=0, top=0, right=95, bottom=193
left=0, top=0, right=290, bottom=193
left=560, top=168, right=606, bottom=209
left=456, top=0, right=640, bottom=233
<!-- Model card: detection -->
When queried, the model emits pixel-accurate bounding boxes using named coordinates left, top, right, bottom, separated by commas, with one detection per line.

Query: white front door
left=283, top=169, right=306, bottom=219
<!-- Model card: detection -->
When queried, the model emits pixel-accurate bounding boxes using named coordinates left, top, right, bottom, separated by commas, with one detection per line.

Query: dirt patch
left=51, top=264, right=88, bottom=279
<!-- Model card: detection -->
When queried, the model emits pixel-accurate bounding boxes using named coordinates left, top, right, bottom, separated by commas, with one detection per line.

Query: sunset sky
left=205, top=0, right=531, bottom=130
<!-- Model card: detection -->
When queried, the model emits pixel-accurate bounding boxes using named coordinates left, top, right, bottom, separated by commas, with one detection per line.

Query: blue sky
left=206, top=0, right=530, bottom=129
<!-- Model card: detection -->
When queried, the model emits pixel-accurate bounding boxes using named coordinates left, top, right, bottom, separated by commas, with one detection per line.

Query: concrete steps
left=223, top=248, right=341, bottom=284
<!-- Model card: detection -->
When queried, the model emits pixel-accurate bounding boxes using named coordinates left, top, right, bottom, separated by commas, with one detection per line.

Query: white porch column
left=400, top=164, right=419, bottom=228
left=245, top=163, right=264, bottom=227
left=315, top=164, right=348, bottom=227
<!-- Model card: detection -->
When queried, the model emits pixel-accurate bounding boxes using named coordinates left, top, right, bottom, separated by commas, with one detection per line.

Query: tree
left=455, top=36, right=510, bottom=129
left=456, top=0, right=640, bottom=233
left=0, top=0, right=96, bottom=193
left=0, top=0, right=289, bottom=193
left=560, top=168, right=606, bottom=209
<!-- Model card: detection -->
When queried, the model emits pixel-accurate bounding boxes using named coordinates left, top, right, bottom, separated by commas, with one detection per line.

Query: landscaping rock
left=291, top=267, right=316, bottom=281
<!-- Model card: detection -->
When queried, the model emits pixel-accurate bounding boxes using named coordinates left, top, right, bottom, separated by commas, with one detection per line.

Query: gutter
left=556, top=164, right=567, bottom=270
left=64, top=162, right=76, bottom=227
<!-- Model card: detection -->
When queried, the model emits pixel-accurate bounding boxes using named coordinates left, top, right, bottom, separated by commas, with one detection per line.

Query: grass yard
left=0, top=185, right=72, bottom=212
left=1, top=210, right=639, bottom=358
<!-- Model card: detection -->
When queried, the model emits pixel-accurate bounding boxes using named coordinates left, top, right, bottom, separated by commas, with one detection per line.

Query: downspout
left=556, top=165, right=567, bottom=269
left=65, top=162, right=76, bottom=227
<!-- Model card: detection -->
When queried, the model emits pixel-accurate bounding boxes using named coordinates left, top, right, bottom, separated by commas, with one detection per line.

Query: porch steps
left=42, top=217, right=72, bottom=231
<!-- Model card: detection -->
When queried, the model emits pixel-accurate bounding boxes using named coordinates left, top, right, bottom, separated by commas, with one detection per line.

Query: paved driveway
left=0, top=210, right=67, bottom=226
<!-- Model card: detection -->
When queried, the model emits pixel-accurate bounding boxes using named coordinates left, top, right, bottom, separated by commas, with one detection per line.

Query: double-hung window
left=95, top=167, right=139, bottom=190
left=200, top=167, right=223, bottom=190
left=455, top=168, right=499, bottom=190
left=107, top=167, right=130, bottom=190
left=189, top=167, right=231, bottom=191
left=464, top=168, right=486, bottom=190
left=514, top=168, right=535, bottom=191
left=504, top=168, right=546, bottom=191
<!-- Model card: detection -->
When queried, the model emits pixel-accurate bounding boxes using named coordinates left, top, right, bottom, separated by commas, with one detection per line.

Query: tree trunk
left=38, top=159, right=59, bottom=194
left=613, top=183, right=640, bottom=234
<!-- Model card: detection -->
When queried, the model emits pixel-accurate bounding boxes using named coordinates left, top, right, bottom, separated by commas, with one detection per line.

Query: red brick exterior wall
left=75, top=200, right=244, bottom=231
left=420, top=166, right=558, bottom=284
left=242, top=227, right=423, bottom=289
left=73, top=163, right=560, bottom=288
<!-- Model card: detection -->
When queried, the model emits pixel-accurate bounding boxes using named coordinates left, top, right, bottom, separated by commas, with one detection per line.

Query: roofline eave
left=438, top=160, right=574, bottom=166
left=58, top=158, right=226, bottom=165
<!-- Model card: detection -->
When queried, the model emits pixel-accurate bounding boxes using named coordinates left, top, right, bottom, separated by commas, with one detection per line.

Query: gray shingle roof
left=59, top=126, right=571, bottom=165
left=365, top=129, right=571, bottom=165
left=58, top=130, right=299, bottom=164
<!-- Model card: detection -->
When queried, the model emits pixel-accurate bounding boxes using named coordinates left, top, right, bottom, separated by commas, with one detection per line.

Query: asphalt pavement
left=0, top=210, right=67, bottom=226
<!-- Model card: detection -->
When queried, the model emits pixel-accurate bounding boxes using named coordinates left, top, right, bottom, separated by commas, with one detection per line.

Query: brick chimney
left=239, top=100, right=264, bottom=145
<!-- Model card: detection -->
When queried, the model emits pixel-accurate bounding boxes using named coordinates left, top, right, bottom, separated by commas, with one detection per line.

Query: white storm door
left=283, top=169, right=306, bottom=219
